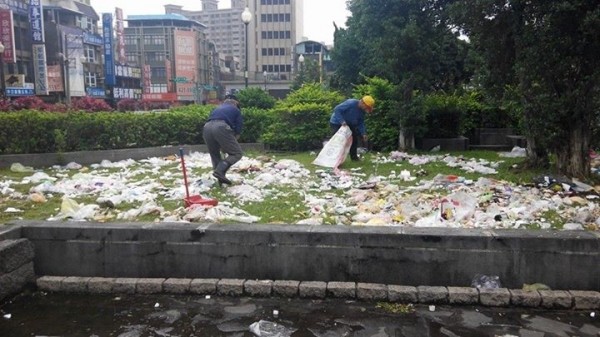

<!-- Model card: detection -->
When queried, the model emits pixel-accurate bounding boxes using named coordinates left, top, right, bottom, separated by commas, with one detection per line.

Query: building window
left=147, top=52, right=165, bottom=62
left=150, top=84, right=167, bottom=93
left=85, top=72, right=97, bottom=87
left=144, top=35, right=165, bottom=45
left=84, top=45, right=96, bottom=63
left=151, top=67, right=166, bottom=79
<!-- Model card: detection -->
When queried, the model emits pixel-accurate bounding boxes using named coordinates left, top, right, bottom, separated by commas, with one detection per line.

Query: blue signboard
left=6, top=88, right=35, bottom=96
left=86, top=87, right=105, bottom=97
left=84, top=32, right=103, bottom=46
left=28, top=0, right=44, bottom=43
left=102, top=13, right=115, bottom=86
left=0, top=0, right=28, bottom=15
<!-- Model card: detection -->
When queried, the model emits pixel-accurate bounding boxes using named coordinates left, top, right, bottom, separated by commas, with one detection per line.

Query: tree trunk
left=525, top=136, right=550, bottom=169
left=398, top=128, right=415, bottom=151
left=555, top=121, right=590, bottom=179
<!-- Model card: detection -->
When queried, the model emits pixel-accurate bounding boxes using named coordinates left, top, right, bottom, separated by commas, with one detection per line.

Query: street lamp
left=0, top=41, right=5, bottom=98
left=57, top=52, right=70, bottom=105
left=263, top=70, right=267, bottom=91
left=298, top=54, right=305, bottom=80
left=241, top=7, right=252, bottom=88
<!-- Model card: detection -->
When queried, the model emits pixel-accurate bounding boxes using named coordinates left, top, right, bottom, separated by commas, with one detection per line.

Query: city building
left=295, top=40, right=333, bottom=83
left=0, top=0, right=102, bottom=101
left=122, top=13, right=218, bottom=104
left=165, top=0, right=304, bottom=95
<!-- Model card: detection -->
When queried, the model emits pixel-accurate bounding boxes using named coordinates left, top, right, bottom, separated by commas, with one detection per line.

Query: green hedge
left=0, top=105, right=276, bottom=155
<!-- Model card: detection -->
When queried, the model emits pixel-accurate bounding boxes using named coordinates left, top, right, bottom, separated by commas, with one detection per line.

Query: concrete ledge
left=448, top=287, right=479, bottom=305
left=8, top=221, right=598, bottom=291
left=273, top=280, right=299, bottom=297
left=509, top=289, right=541, bottom=307
left=34, top=276, right=600, bottom=309
left=244, top=279, right=273, bottom=297
left=298, top=281, right=326, bottom=298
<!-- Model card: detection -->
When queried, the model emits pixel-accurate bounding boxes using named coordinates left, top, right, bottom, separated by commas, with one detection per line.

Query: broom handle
left=179, top=148, right=191, bottom=199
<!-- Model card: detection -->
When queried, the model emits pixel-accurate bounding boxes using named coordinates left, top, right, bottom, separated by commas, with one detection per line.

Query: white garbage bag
left=313, top=125, right=352, bottom=168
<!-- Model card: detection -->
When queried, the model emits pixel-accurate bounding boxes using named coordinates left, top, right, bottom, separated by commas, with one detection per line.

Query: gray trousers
left=202, top=120, right=243, bottom=169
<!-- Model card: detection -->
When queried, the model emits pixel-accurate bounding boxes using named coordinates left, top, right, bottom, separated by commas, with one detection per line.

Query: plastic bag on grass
left=313, top=125, right=352, bottom=168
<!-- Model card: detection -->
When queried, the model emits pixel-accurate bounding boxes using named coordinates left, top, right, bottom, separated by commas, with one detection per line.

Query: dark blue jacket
left=207, top=102, right=243, bottom=135
left=329, top=99, right=367, bottom=135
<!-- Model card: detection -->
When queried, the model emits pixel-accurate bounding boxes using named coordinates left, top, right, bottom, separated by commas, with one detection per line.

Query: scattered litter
left=3, top=313, right=11, bottom=319
left=522, top=283, right=551, bottom=291
left=154, top=303, right=160, bottom=308
left=2, top=150, right=600, bottom=229
left=499, top=146, right=527, bottom=158
left=205, top=295, right=211, bottom=299
left=471, top=274, right=502, bottom=289
left=428, top=305, right=435, bottom=312
left=272, top=309, right=279, bottom=318
left=10, top=162, right=34, bottom=172
left=249, top=320, right=296, bottom=337
left=591, top=312, right=596, bottom=318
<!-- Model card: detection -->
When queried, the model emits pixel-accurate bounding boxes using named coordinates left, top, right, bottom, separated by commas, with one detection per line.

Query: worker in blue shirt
left=329, top=95, right=375, bottom=161
left=202, top=94, right=243, bottom=185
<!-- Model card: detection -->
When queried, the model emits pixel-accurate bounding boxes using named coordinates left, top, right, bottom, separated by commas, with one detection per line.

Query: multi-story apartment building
left=165, top=0, right=304, bottom=92
left=0, top=0, right=103, bottom=100
left=123, top=14, right=218, bottom=103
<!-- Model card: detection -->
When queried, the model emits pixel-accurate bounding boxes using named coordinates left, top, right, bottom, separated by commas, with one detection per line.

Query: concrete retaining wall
left=3, top=221, right=599, bottom=292
left=0, top=226, right=36, bottom=301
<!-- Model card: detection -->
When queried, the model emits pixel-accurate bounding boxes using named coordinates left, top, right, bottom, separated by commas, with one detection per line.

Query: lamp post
left=241, top=7, right=252, bottom=88
left=0, top=41, right=5, bottom=98
left=80, top=55, right=87, bottom=92
left=263, top=70, right=267, bottom=91
left=58, top=52, right=70, bottom=105
left=298, top=54, right=304, bottom=82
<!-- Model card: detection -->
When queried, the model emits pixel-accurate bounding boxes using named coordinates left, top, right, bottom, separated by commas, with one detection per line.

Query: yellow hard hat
left=361, top=95, right=375, bottom=112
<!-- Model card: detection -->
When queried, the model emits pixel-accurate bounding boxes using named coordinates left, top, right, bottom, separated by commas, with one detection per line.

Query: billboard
left=102, top=13, right=115, bottom=86
left=61, top=26, right=85, bottom=97
left=32, top=44, right=48, bottom=95
left=173, top=30, right=197, bottom=101
left=28, top=0, right=44, bottom=43
left=115, top=8, right=126, bottom=65
left=47, top=64, right=63, bottom=92
left=0, top=9, right=16, bottom=63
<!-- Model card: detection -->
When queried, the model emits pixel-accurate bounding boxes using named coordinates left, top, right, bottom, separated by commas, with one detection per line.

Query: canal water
left=0, top=291, right=598, bottom=336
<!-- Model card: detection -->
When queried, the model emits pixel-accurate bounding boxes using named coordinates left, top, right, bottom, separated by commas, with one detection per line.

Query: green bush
left=237, top=87, right=277, bottom=109
left=353, top=77, right=400, bottom=151
left=0, top=103, right=272, bottom=155
left=260, top=84, right=344, bottom=151
left=262, top=103, right=331, bottom=151
left=401, top=92, right=483, bottom=139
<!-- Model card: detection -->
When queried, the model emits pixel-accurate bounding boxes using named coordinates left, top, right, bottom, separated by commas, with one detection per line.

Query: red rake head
left=185, top=195, right=218, bottom=208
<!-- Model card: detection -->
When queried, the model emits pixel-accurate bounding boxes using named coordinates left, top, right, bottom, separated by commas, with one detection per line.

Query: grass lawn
left=1, top=149, right=593, bottom=230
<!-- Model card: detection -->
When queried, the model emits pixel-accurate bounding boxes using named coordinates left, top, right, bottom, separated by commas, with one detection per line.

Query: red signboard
left=0, top=9, right=16, bottom=63
left=142, top=92, right=177, bottom=101
left=143, top=64, right=151, bottom=94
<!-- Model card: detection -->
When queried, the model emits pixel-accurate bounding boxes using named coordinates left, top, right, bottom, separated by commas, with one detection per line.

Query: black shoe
left=213, top=161, right=232, bottom=185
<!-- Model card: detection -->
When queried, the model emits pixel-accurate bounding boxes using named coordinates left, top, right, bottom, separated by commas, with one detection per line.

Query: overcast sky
left=90, top=0, right=350, bottom=45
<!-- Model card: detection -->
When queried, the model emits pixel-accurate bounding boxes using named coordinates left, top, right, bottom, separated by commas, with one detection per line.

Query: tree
left=451, top=0, right=600, bottom=177
left=291, top=57, right=323, bottom=91
left=237, top=87, right=276, bottom=109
